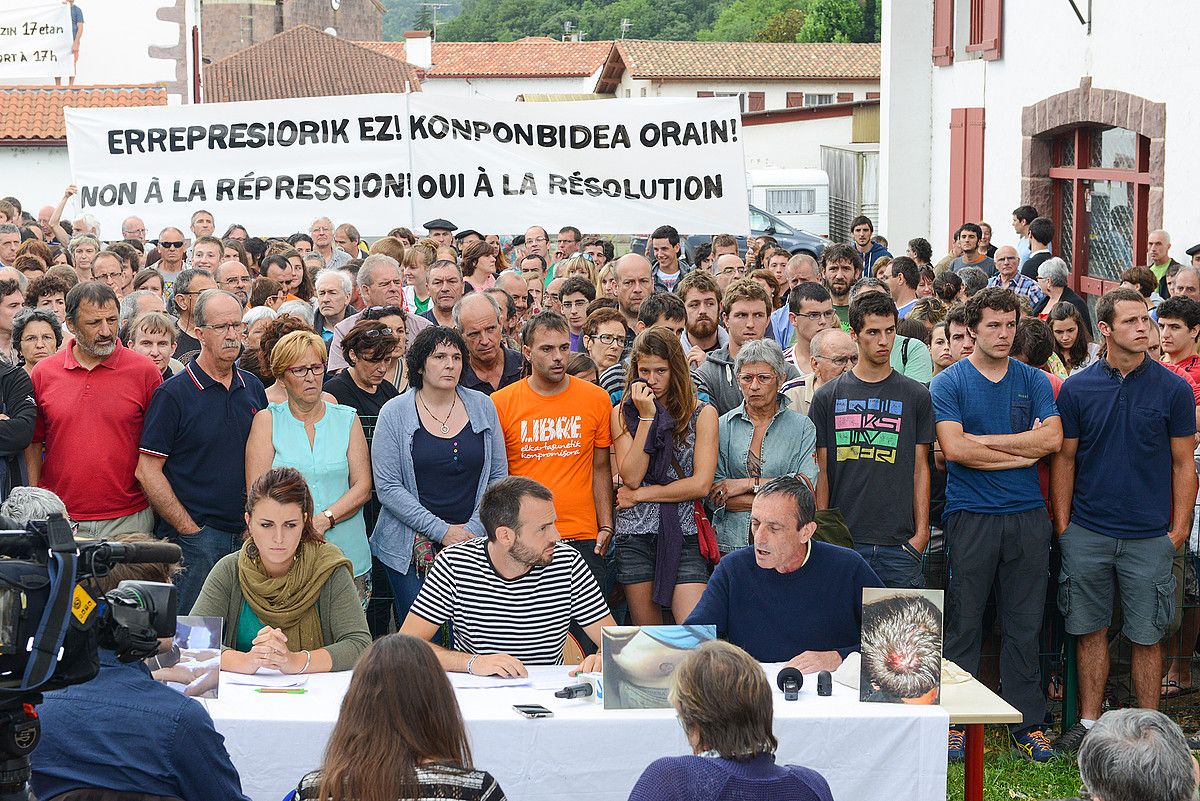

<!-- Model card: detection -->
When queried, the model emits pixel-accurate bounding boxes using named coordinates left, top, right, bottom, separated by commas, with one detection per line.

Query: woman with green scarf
left=192, top=467, right=371, bottom=674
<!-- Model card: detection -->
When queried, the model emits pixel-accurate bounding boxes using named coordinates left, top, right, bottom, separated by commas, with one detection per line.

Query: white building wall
left=882, top=0, right=1200, bottom=255
left=614, top=76, right=878, bottom=109
left=0, top=147, right=72, bottom=215
left=422, top=74, right=601, bottom=100
left=742, top=115, right=856, bottom=170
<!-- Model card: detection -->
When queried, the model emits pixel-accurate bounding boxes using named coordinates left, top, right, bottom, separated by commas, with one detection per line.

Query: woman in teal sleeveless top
left=246, top=331, right=372, bottom=593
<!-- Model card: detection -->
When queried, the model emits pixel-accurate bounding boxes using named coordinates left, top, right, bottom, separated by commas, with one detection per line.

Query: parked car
left=630, top=205, right=833, bottom=266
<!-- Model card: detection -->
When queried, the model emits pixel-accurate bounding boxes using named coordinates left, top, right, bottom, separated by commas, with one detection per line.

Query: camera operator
left=29, top=532, right=251, bottom=801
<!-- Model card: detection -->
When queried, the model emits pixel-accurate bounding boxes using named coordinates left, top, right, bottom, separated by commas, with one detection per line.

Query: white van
left=746, top=168, right=830, bottom=238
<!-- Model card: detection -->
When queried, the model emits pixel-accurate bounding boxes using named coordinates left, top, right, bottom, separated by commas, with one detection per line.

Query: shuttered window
left=948, top=108, right=986, bottom=236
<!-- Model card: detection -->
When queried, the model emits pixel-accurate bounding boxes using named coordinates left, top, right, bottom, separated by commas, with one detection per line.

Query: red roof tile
left=205, top=25, right=421, bottom=103
left=0, top=85, right=168, bottom=143
left=355, top=39, right=612, bottom=78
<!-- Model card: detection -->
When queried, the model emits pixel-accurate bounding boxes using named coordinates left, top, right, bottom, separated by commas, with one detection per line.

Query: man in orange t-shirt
left=491, top=312, right=615, bottom=587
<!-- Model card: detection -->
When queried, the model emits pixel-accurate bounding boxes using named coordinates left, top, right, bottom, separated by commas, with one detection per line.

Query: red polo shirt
left=31, top=339, right=162, bottom=520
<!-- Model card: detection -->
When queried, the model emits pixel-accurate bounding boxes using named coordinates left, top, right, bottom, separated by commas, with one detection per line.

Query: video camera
left=0, top=512, right=181, bottom=800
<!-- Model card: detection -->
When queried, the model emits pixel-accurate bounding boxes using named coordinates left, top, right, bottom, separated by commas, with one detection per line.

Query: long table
left=204, top=664, right=948, bottom=801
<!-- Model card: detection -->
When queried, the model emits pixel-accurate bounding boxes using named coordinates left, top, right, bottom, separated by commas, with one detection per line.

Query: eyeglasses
left=199, top=322, right=248, bottom=335
left=794, top=310, right=837, bottom=321
left=737, top=373, right=777, bottom=386
left=360, top=327, right=394, bottom=339
left=158, top=241, right=185, bottom=249
left=93, top=271, right=122, bottom=282
left=528, top=236, right=548, bottom=244
left=815, top=354, right=859, bottom=367
left=561, top=299, right=590, bottom=310
left=285, top=364, right=324, bottom=378
left=587, top=333, right=622, bottom=345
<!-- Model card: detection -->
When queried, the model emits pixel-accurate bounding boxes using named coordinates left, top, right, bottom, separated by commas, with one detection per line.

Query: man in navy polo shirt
left=1050, top=287, right=1198, bottom=754
left=136, top=289, right=267, bottom=613
left=931, top=287, right=1062, bottom=762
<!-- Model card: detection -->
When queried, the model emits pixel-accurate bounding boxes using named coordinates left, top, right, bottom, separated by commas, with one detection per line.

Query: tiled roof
left=597, top=40, right=881, bottom=90
left=205, top=25, right=421, bottom=103
left=355, top=39, right=612, bottom=78
left=0, top=85, right=168, bottom=142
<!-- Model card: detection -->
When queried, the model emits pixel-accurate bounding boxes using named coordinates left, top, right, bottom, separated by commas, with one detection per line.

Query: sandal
left=1163, top=679, right=1184, bottom=699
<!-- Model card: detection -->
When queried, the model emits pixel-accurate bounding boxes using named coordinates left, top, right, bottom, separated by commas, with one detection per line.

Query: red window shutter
left=696, top=91, right=714, bottom=98
left=932, top=0, right=954, bottom=66
left=980, top=0, right=1003, bottom=60
left=948, top=108, right=986, bottom=237
left=748, top=92, right=765, bottom=112
left=837, top=92, right=853, bottom=103
left=866, top=91, right=880, bottom=100
left=786, top=92, right=803, bottom=108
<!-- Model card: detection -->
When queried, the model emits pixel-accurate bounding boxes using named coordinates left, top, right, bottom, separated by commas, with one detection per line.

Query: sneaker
left=948, top=727, right=965, bottom=762
left=1053, top=722, right=1089, bottom=755
left=1012, top=728, right=1055, bottom=762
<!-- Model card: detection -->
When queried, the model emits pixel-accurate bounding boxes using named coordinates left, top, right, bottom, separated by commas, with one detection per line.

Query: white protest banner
left=65, top=93, right=748, bottom=237
left=0, top=2, right=73, bottom=79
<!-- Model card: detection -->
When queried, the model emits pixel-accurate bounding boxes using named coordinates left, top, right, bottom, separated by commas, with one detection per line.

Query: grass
left=946, top=727, right=1083, bottom=801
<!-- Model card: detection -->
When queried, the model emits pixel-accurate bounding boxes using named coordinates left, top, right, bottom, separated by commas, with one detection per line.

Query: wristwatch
left=323, top=510, right=335, bottom=526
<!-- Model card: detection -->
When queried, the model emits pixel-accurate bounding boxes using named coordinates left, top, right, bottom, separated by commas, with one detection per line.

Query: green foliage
left=436, top=0, right=723, bottom=42
left=753, top=7, right=806, bottom=42
left=945, top=727, right=1083, bottom=801
left=382, top=0, right=463, bottom=40
left=699, top=0, right=805, bottom=42
left=797, top=0, right=863, bottom=43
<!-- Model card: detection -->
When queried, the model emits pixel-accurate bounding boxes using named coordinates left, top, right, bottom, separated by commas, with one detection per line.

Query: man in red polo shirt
left=24, top=282, right=161, bottom=536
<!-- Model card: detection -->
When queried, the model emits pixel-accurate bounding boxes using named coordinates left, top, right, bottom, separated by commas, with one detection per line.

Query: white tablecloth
left=204, top=664, right=948, bottom=801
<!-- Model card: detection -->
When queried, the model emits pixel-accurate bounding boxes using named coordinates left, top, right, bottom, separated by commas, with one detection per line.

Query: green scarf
left=237, top=538, right=351, bottom=653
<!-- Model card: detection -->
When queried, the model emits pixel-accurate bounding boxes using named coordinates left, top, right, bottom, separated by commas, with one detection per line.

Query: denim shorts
left=1058, top=521, right=1176, bottom=645
left=614, top=532, right=710, bottom=586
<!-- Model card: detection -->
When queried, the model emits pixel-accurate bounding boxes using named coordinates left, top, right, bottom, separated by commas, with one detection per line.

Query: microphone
left=95, top=540, right=183, bottom=564
left=554, top=683, right=593, bottom=700
left=817, top=671, right=832, bottom=696
left=776, top=667, right=803, bottom=701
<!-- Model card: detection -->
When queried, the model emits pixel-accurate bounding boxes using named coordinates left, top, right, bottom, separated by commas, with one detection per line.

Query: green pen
left=254, top=688, right=307, bottom=694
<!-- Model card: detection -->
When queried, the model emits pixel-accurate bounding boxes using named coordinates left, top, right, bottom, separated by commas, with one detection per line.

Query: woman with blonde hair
left=628, top=640, right=833, bottom=801
left=559, top=254, right=598, bottom=288
left=246, top=330, right=373, bottom=597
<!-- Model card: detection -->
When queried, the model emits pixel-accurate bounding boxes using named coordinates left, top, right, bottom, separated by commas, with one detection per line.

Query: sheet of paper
left=223, top=669, right=309, bottom=688
left=449, top=673, right=534, bottom=690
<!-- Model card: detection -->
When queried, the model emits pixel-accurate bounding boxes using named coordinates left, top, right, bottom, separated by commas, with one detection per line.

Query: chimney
left=404, top=30, right=433, bottom=70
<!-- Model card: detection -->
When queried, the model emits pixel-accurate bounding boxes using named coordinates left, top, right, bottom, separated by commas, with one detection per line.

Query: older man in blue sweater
left=685, top=475, right=882, bottom=673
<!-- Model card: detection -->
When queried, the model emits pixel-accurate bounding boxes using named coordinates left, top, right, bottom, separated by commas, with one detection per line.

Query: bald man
left=986, top=245, right=1045, bottom=305
left=713, top=253, right=745, bottom=294
left=782, top=327, right=855, bottom=415
left=614, top=254, right=653, bottom=349
left=1149, top=230, right=1183, bottom=299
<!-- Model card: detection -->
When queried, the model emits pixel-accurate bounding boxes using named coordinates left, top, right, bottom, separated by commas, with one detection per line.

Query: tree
left=797, top=0, right=864, bottom=43
left=699, top=0, right=805, bottom=42
left=753, top=7, right=806, bottom=42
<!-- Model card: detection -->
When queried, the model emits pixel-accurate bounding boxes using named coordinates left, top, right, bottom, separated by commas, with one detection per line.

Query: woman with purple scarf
left=610, top=328, right=718, bottom=626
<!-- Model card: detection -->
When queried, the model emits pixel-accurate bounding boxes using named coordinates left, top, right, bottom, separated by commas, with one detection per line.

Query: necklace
left=419, top=390, right=456, bottom=434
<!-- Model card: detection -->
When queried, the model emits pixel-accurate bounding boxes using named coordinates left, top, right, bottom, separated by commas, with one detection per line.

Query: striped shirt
left=987, top=272, right=1046, bottom=305
left=409, top=538, right=610, bottom=665
left=298, top=765, right=507, bottom=801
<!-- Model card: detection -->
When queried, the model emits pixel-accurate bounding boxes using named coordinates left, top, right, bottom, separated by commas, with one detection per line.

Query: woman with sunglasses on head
left=361, top=304, right=410, bottom=391
left=246, top=330, right=374, bottom=602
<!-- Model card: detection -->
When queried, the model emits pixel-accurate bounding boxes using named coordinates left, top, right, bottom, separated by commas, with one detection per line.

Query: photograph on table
left=859, top=588, right=943, bottom=705
left=601, top=625, right=715, bottom=710
left=145, top=615, right=223, bottom=699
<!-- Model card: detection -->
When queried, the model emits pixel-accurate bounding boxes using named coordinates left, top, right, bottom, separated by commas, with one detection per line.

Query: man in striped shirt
left=401, top=476, right=616, bottom=677
left=987, top=245, right=1045, bottom=306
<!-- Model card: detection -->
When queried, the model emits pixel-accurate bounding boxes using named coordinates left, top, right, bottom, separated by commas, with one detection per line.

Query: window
left=765, top=189, right=816, bottom=217
left=804, top=93, right=834, bottom=107
left=715, top=92, right=746, bottom=113
left=934, top=0, right=1002, bottom=64
left=1049, top=126, right=1150, bottom=298
left=624, top=89, right=631, bottom=98
left=640, top=87, right=647, bottom=97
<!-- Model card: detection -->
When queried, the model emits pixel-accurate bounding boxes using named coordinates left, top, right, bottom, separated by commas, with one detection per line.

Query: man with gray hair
left=327, top=254, right=430, bottom=371
left=137, top=289, right=268, bottom=612
left=454, top=292, right=522, bottom=395
left=314, top=268, right=353, bottom=345
left=1171, top=266, right=1200, bottom=301
left=310, top=216, right=351, bottom=269
left=957, top=266, right=989, bottom=298
left=118, top=290, right=167, bottom=338
left=170, top=268, right=216, bottom=359
left=0, top=223, right=20, bottom=269
left=783, top=327, right=855, bottom=414
left=0, top=486, right=68, bottom=525
left=1075, top=709, right=1198, bottom=801
left=213, top=259, right=252, bottom=308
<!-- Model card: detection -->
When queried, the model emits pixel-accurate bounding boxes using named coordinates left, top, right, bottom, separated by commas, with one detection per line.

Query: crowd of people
left=2, top=186, right=1199, bottom=799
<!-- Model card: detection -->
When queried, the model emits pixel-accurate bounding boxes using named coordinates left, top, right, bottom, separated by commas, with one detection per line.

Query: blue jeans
left=854, top=543, right=925, bottom=589
left=385, top=564, right=426, bottom=625
left=168, top=525, right=241, bottom=615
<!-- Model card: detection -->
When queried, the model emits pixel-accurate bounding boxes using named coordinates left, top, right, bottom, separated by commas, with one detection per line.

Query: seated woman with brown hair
left=192, top=466, right=370, bottom=674
left=295, top=634, right=506, bottom=801
left=628, top=640, right=833, bottom=801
